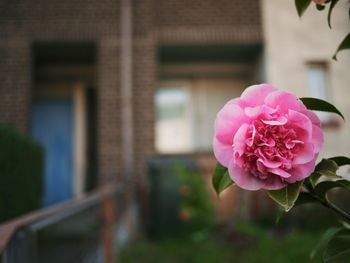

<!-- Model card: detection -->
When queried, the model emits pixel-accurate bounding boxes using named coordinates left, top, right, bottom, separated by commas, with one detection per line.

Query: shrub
left=0, top=124, right=43, bottom=223
left=148, top=158, right=214, bottom=238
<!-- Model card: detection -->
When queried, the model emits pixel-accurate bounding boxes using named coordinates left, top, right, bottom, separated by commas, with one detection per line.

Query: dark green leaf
left=333, top=33, right=350, bottom=60
left=327, top=0, right=339, bottom=28
left=316, top=159, right=339, bottom=177
left=300, top=97, right=345, bottom=121
left=295, top=0, right=312, bottom=17
left=275, top=208, right=285, bottom=225
left=316, top=4, right=326, bottom=11
left=309, top=159, right=341, bottom=186
left=316, top=159, right=339, bottom=173
left=314, top=180, right=350, bottom=199
left=308, top=172, right=323, bottom=187
left=310, top=227, right=344, bottom=260
left=212, top=162, right=234, bottom=195
left=267, top=180, right=304, bottom=211
left=340, top=221, right=350, bottom=230
left=329, top=156, right=350, bottom=167
left=324, top=229, right=350, bottom=263
left=294, top=191, right=319, bottom=206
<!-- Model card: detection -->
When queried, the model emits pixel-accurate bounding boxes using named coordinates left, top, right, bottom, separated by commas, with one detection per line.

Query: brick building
left=1, top=0, right=350, bottom=229
left=0, top=0, right=262, bottom=213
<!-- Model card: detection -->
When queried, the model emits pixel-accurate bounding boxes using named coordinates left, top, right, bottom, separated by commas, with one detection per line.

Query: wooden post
left=102, top=196, right=115, bottom=263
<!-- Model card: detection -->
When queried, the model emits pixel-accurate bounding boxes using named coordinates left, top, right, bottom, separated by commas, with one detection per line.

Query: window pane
left=155, top=80, right=246, bottom=154
left=306, top=63, right=329, bottom=121
left=155, top=88, right=192, bottom=153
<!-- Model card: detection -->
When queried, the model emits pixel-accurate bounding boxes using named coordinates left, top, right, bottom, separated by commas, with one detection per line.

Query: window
left=155, top=87, right=192, bottom=153
left=155, top=79, right=245, bottom=153
left=306, top=63, right=330, bottom=122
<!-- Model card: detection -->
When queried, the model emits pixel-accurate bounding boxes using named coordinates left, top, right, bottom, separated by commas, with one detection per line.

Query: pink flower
left=213, top=84, right=324, bottom=191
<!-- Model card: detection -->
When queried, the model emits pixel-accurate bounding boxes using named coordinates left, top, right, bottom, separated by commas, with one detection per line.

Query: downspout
left=120, top=0, right=133, bottom=182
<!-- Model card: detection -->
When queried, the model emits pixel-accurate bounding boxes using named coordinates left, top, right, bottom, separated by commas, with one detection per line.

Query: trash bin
left=148, top=157, right=198, bottom=238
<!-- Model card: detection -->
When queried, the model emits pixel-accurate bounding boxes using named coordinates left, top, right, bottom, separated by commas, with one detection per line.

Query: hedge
left=0, top=124, right=43, bottom=223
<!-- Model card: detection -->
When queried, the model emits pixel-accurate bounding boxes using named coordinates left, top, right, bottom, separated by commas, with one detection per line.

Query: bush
left=148, top=158, right=214, bottom=238
left=0, top=124, right=43, bottom=223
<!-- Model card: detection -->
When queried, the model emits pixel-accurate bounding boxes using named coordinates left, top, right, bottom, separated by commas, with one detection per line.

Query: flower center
left=234, top=119, right=303, bottom=180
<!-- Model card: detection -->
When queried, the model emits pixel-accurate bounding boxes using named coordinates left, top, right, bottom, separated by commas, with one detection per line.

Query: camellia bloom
left=213, top=84, right=324, bottom=190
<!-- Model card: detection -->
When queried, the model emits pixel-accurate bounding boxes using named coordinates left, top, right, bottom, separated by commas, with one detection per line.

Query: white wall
left=262, top=0, right=350, bottom=169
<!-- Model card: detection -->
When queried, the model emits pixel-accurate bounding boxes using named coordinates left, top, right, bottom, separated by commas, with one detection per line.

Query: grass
left=117, top=224, right=324, bottom=263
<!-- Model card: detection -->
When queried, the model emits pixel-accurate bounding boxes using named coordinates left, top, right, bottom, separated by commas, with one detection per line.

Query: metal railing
left=0, top=184, right=126, bottom=263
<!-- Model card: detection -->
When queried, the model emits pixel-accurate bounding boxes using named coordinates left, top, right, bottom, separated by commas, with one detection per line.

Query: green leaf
left=324, top=229, right=350, bottom=263
left=294, top=191, right=319, bottom=206
left=315, top=159, right=339, bottom=177
left=327, top=0, right=339, bottom=28
left=300, top=97, right=345, bottom=121
left=212, top=162, right=234, bottom=195
left=316, top=159, right=339, bottom=173
left=329, top=156, right=350, bottom=167
left=275, top=207, right=285, bottom=225
left=308, top=172, right=323, bottom=187
left=333, top=33, right=350, bottom=61
left=267, top=180, right=304, bottom=211
left=309, top=159, right=341, bottom=186
left=310, top=227, right=344, bottom=260
left=316, top=4, right=326, bottom=11
left=314, top=180, right=350, bottom=199
left=295, top=0, right=312, bottom=17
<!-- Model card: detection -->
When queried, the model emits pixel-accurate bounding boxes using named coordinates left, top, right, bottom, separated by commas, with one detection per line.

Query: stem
left=304, top=184, right=350, bottom=222
left=324, top=199, right=350, bottom=222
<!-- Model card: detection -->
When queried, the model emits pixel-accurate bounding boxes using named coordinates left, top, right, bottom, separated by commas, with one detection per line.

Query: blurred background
left=0, top=0, right=350, bottom=262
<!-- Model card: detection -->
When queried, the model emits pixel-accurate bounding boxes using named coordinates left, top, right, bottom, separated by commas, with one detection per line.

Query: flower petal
left=261, top=116, right=288, bottom=126
left=214, top=101, right=249, bottom=145
left=265, top=90, right=304, bottom=114
left=311, top=124, right=324, bottom=153
left=233, top=124, right=249, bottom=156
left=285, top=157, right=317, bottom=183
left=228, top=161, right=265, bottom=191
left=258, top=158, right=282, bottom=169
left=288, top=109, right=313, bottom=142
left=240, top=84, right=278, bottom=107
left=292, top=142, right=315, bottom=164
left=302, top=109, right=321, bottom=126
left=213, top=137, right=233, bottom=168
left=268, top=168, right=292, bottom=178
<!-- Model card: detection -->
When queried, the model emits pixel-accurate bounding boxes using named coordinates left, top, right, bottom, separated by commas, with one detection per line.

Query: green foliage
left=300, top=97, right=345, bottom=121
left=333, top=33, right=350, bottom=60
left=329, top=156, right=350, bottom=167
left=267, top=181, right=304, bottom=212
left=315, top=180, right=350, bottom=199
left=308, top=159, right=340, bottom=187
left=295, top=0, right=312, bottom=17
left=310, top=227, right=343, bottom=261
left=176, top=165, right=215, bottom=233
left=316, top=4, right=326, bottom=11
left=211, top=162, right=233, bottom=196
left=294, top=192, right=318, bottom=206
left=118, top=225, right=324, bottom=263
left=0, top=124, right=43, bottom=222
left=327, top=0, right=339, bottom=28
left=324, top=229, right=350, bottom=262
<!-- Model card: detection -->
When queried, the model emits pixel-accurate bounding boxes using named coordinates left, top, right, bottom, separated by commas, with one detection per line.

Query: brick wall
left=0, top=39, right=31, bottom=133
left=155, top=0, right=261, bottom=44
left=0, top=0, right=262, bottom=187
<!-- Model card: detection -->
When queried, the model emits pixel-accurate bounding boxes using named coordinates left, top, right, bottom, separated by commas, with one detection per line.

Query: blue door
left=31, top=99, right=74, bottom=207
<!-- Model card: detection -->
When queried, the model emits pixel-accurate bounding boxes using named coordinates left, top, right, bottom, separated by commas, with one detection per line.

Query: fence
left=0, top=184, right=129, bottom=263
